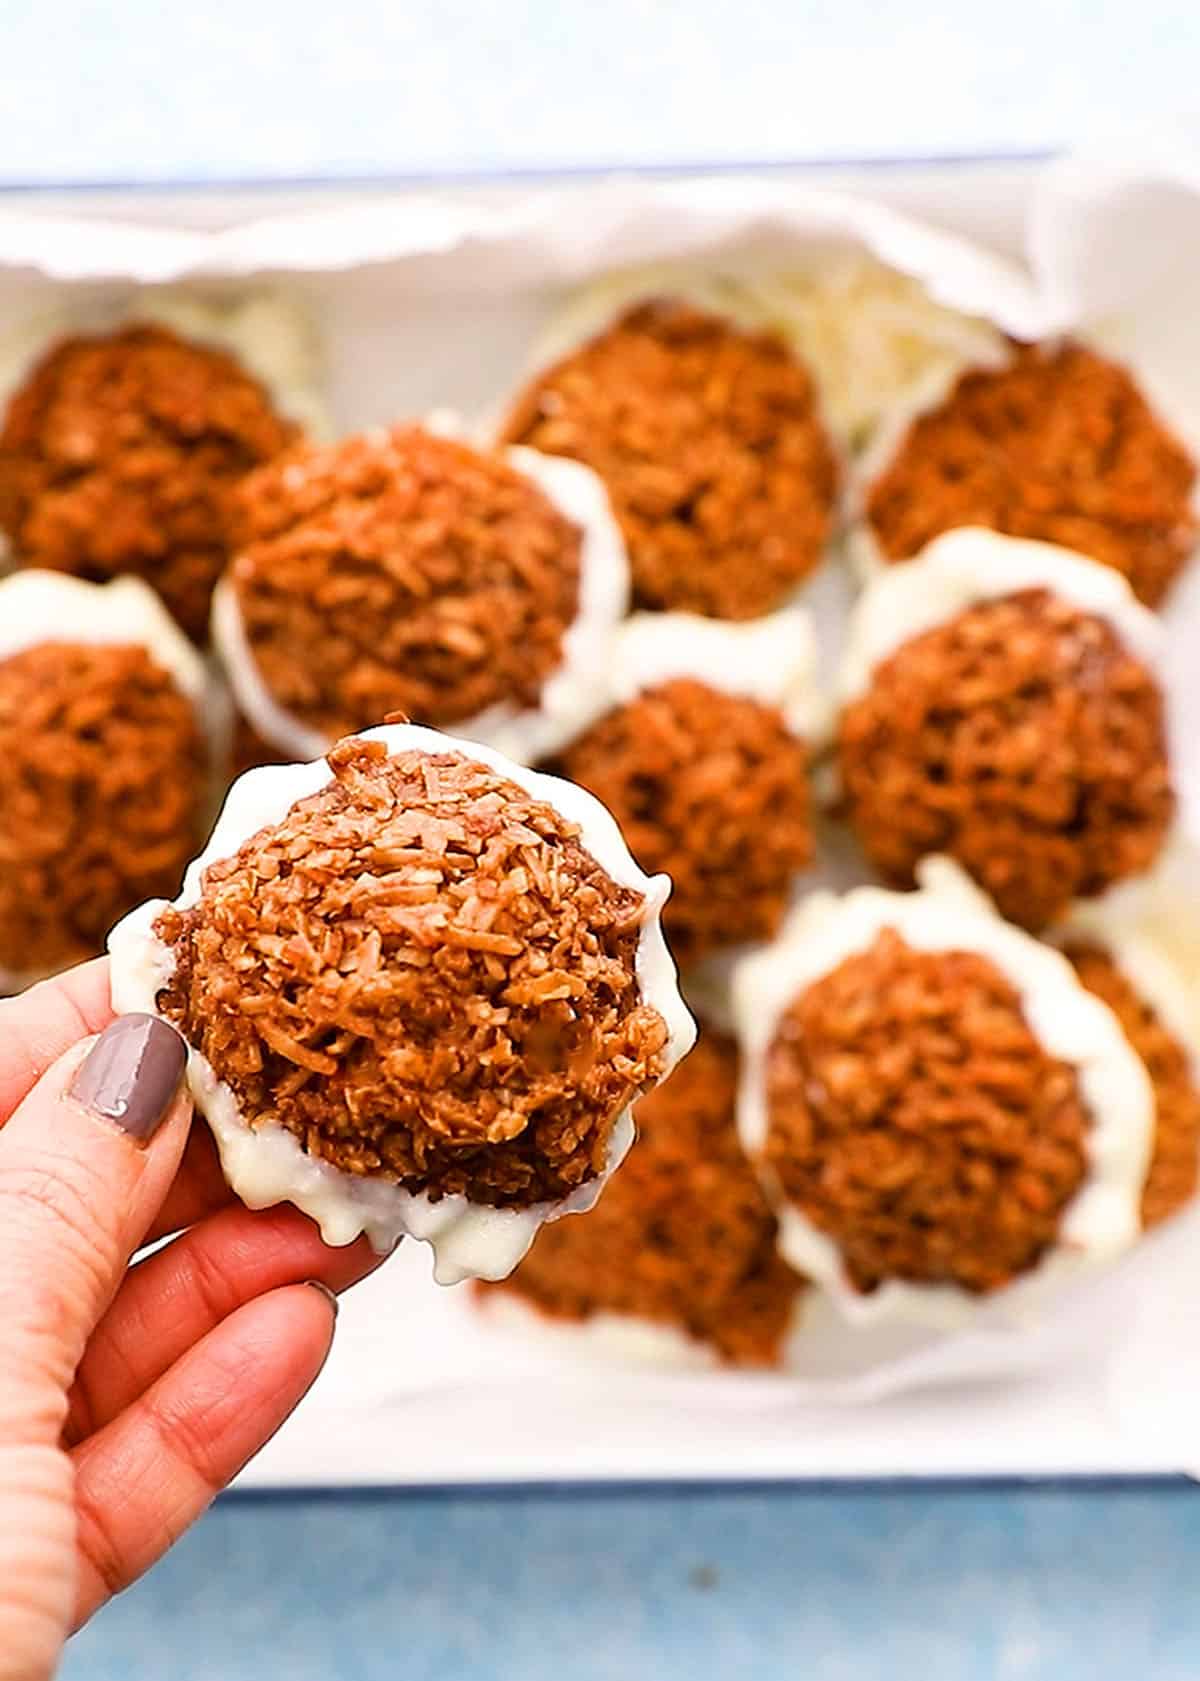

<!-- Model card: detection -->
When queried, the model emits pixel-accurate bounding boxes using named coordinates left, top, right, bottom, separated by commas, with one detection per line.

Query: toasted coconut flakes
left=154, top=736, right=669, bottom=1207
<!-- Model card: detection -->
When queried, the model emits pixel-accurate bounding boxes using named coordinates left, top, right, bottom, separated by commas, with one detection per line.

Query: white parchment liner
left=108, top=721, right=695, bottom=1285
left=0, top=152, right=1196, bottom=1434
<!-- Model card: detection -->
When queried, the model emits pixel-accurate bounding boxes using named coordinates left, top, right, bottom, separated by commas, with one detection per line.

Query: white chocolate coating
left=0, top=571, right=221, bottom=995
left=732, top=858, right=1155, bottom=1329
left=212, top=444, right=630, bottom=768
left=837, top=528, right=1164, bottom=707
left=0, top=570, right=207, bottom=704
left=108, top=721, right=695, bottom=1285
left=610, top=607, right=829, bottom=745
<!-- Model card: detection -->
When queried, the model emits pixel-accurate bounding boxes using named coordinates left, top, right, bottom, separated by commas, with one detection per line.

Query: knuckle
left=74, top=1470, right=143, bottom=1604
left=0, top=1152, right=123, bottom=1343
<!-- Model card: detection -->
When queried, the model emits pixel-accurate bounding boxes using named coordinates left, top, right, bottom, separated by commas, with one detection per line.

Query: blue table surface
left=63, top=1484, right=1200, bottom=1680
left=12, top=4, right=1200, bottom=1675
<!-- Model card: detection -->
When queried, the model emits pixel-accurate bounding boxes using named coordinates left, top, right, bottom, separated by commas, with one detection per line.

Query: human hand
left=0, top=960, right=381, bottom=1680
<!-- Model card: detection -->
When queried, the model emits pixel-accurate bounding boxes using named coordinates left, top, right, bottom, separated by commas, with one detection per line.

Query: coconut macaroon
left=108, top=723, right=694, bottom=1283
left=835, top=529, right=1175, bottom=930
left=550, top=609, right=824, bottom=968
left=732, top=860, right=1156, bottom=1326
left=855, top=339, right=1198, bottom=608
left=0, top=571, right=210, bottom=991
left=499, top=295, right=839, bottom=621
left=1052, top=858, right=1200, bottom=1231
left=0, top=312, right=304, bottom=641
left=214, top=425, right=628, bottom=767
left=480, top=1022, right=807, bottom=1368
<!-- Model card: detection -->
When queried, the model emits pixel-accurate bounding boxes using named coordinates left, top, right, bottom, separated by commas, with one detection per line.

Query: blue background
left=12, top=3, right=1200, bottom=1673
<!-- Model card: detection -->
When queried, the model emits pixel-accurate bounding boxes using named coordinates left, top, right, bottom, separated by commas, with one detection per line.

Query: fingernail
left=305, top=1280, right=339, bottom=1320
left=69, top=1014, right=187, bottom=1144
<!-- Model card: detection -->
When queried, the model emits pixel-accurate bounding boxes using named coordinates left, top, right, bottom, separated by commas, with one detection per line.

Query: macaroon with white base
left=733, top=859, right=1155, bottom=1330
left=213, top=425, right=630, bottom=768
left=109, top=722, right=694, bottom=1285
left=0, top=571, right=216, bottom=993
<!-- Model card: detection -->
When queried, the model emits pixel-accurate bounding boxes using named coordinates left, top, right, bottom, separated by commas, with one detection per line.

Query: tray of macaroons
left=3, top=147, right=1200, bottom=1484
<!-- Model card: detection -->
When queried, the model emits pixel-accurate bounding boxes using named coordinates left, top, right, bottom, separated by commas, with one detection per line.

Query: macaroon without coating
left=863, top=341, right=1197, bottom=608
left=501, top=298, right=839, bottom=620
left=109, top=724, right=694, bottom=1280
left=484, top=1024, right=806, bottom=1367
left=0, top=324, right=298, bottom=641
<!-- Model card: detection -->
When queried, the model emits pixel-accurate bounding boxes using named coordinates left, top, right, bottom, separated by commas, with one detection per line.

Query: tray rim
left=0, top=148, right=1053, bottom=199
left=5, top=144, right=1183, bottom=1493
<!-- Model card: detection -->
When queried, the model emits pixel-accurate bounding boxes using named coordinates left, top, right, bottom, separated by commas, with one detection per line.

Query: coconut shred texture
left=732, top=859, right=1155, bottom=1329
left=499, top=292, right=840, bottom=622
left=0, top=308, right=309, bottom=642
left=108, top=722, right=694, bottom=1284
left=835, top=529, right=1175, bottom=930
left=212, top=425, right=630, bottom=768
left=0, top=571, right=213, bottom=992
left=552, top=608, right=825, bottom=967
left=849, top=339, right=1198, bottom=607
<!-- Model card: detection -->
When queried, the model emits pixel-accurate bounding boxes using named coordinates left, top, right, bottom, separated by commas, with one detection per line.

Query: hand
left=0, top=960, right=381, bottom=1680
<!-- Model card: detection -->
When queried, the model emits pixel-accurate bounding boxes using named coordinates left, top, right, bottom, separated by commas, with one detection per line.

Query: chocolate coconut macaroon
left=835, top=528, right=1176, bottom=930
left=109, top=723, right=694, bottom=1283
left=551, top=608, right=824, bottom=969
left=0, top=305, right=308, bottom=641
left=480, top=1022, right=807, bottom=1368
left=499, top=288, right=840, bottom=621
left=0, top=571, right=213, bottom=992
left=213, top=424, right=629, bottom=767
left=733, top=860, right=1155, bottom=1326
left=852, top=339, right=1197, bottom=607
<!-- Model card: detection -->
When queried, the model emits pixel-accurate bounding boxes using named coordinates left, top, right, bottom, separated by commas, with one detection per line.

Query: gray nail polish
left=69, top=1014, right=187, bottom=1144
left=305, top=1280, right=339, bottom=1320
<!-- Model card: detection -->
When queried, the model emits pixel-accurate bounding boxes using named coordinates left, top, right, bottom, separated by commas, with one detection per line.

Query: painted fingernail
left=69, top=1014, right=187, bottom=1144
left=305, top=1280, right=339, bottom=1320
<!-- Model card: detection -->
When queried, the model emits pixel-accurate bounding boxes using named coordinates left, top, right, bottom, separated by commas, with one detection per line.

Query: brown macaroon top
left=501, top=299, right=839, bottom=621
left=154, top=736, right=669, bottom=1208
left=487, top=1025, right=805, bottom=1366
left=0, top=324, right=297, bottom=642
left=1066, top=942, right=1199, bottom=1229
left=229, top=426, right=583, bottom=743
left=865, top=341, right=1197, bottom=608
left=837, top=588, right=1174, bottom=930
left=553, top=678, right=813, bottom=967
left=764, top=928, right=1092, bottom=1296
left=0, top=640, right=207, bottom=981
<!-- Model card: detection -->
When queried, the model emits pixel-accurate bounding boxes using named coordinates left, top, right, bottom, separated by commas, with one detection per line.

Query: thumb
left=0, top=1013, right=191, bottom=1441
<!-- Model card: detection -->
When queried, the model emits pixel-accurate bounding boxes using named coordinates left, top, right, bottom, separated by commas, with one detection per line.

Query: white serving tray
left=6, top=153, right=1200, bottom=1485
